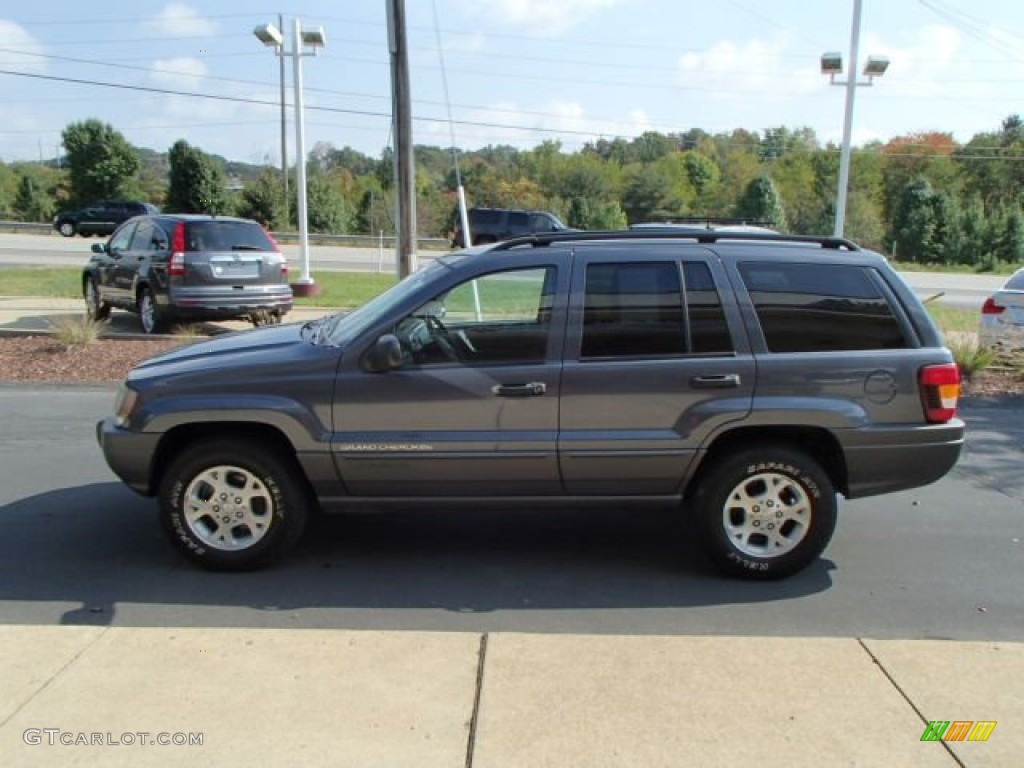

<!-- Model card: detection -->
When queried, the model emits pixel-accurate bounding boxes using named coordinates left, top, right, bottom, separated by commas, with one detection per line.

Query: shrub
left=49, top=313, right=107, bottom=349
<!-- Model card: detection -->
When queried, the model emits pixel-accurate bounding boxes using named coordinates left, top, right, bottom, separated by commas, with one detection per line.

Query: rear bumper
left=839, top=419, right=965, bottom=498
left=165, top=287, right=293, bottom=320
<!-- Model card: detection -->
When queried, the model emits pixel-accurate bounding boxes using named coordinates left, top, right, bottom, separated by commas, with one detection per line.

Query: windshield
left=319, top=258, right=452, bottom=347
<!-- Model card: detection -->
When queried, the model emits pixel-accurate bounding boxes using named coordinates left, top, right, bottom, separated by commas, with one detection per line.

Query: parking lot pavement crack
left=857, top=638, right=965, bottom=768
left=0, top=626, right=110, bottom=730
left=464, top=632, right=489, bottom=768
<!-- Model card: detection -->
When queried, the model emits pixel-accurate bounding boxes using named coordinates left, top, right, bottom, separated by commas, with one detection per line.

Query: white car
left=979, top=268, right=1024, bottom=354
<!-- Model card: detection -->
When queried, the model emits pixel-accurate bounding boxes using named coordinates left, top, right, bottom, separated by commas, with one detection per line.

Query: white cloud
left=454, top=0, right=626, bottom=36
left=0, top=20, right=46, bottom=73
left=420, top=99, right=656, bottom=150
left=145, top=3, right=217, bottom=38
left=678, top=35, right=820, bottom=101
left=150, top=57, right=208, bottom=89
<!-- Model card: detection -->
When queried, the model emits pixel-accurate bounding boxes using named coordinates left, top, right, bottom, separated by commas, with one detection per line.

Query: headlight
left=113, top=384, right=139, bottom=427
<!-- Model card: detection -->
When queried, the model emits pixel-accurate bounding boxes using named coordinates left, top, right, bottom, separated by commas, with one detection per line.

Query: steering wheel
left=424, top=315, right=460, bottom=361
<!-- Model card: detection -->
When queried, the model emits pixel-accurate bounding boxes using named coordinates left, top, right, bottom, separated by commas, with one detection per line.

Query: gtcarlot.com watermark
left=23, top=729, right=203, bottom=747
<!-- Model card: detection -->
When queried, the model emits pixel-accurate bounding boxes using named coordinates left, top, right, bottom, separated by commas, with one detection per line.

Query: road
left=0, top=231, right=1004, bottom=309
left=0, top=386, right=1021, bottom=640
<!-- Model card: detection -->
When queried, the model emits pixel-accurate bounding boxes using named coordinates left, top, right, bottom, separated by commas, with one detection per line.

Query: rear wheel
left=137, top=287, right=166, bottom=334
left=58, top=221, right=76, bottom=237
left=691, top=447, right=837, bottom=580
left=158, top=440, right=309, bottom=570
left=84, top=277, right=110, bottom=321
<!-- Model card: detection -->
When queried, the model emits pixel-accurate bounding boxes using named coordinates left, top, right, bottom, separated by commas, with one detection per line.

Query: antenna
left=431, top=0, right=472, bottom=248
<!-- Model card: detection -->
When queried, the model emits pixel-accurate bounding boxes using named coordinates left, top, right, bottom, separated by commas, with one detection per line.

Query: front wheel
left=58, top=221, right=76, bottom=237
left=158, top=440, right=310, bottom=570
left=84, top=277, right=111, bottom=321
left=691, top=448, right=837, bottom=580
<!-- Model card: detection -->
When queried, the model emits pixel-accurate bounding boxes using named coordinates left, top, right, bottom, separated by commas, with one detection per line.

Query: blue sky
left=1, top=0, right=1023, bottom=165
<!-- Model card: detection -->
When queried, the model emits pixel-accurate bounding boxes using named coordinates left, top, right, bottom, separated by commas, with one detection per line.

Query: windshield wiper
left=231, top=245, right=265, bottom=251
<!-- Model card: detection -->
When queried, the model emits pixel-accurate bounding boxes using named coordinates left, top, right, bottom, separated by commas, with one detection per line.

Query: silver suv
left=83, top=214, right=293, bottom=334
left=97, top=230, right=964, bottom=578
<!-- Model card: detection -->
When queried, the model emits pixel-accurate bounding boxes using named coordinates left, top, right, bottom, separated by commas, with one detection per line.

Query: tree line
left=1, top=115, right=1022, bottom=267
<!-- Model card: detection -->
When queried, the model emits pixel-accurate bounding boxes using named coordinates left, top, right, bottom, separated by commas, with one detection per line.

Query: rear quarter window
left=738, top=262, right=908, bottom=352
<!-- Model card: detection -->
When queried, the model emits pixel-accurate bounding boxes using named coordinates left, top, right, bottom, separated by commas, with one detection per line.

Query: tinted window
left=507, top=212, right=529, bottom=233
left=684, top=262, right=733, bottom=354
left=184, top=221, right=274, bottom=252
left=471, top=210, right=501, bottom=227
left=529, top=213, right=557, bottom=232
left=738, top=262, right=907, bottom=352
left=582, top=262, right=685, bottom=358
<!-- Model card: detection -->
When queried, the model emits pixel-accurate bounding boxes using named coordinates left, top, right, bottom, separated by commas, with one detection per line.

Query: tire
left=158, top=440, right=309, bottom=570
left=58, top=221, right=76, bottom=237
left=84, top=277, right=111, bottom=321
left=136, top=286, right=166, bottom=334
left=691, top=447, right=837, bottom=580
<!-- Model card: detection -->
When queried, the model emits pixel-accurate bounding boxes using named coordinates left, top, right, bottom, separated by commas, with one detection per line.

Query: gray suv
left=97, top=230, right=964, bottom=579
left=83, top=214, right=293, bottom=334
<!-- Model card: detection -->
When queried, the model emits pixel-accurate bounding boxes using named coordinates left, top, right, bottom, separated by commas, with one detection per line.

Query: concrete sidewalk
left=0, top=626, right=1019, bottom=767
left=0, top=296, right=338, bottom=338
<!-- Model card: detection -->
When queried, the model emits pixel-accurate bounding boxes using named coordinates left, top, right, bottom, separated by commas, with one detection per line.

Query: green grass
left=926, top=304, right=977, bottom=334
left=0, top=267, right=396, bottom=309
left=0, top=267, right=82, bottom=298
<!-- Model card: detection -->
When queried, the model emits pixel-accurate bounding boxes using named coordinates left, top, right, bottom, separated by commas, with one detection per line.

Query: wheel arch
left=150, top=421, right=308, bottom=498
left=689, top=426, right=849, bottom=499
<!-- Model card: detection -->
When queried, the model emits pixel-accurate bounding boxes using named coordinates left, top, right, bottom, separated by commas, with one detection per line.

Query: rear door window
left=738, top=262, right=908, bottom=352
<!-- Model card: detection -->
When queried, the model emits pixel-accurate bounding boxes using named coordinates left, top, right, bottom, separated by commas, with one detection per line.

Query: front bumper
left=96, top=417, right=160, bottom=496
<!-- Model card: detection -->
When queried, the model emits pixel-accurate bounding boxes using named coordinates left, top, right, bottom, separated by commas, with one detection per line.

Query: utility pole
left=278, top=12, right=289, bottom=214
left=387, top=0, right=417, bottom=277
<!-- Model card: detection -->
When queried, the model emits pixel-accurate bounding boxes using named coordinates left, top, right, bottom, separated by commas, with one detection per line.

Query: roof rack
left=488, top=229, right=860, bottom=252
left=632, top=216, right=775, bottom=228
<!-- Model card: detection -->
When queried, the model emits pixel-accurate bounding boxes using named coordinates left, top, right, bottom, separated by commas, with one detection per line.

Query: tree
left=237, top=168, right=287, bottom=229
left=621, top=165, right=679, bottom=223
left=13, top=174, right=54, bottom=222
left=735, top=176, right=788, bottom=229
left=166, top=139, right=228, bottom=214
left=61, top=119, right=139, bottom=205
left=306, top=174, right=353, bottom=234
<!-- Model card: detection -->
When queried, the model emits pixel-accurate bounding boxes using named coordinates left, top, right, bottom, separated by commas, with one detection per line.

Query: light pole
left=822, top=0, right=888, bottom=238
left=254, top=18, right=326, bottom=297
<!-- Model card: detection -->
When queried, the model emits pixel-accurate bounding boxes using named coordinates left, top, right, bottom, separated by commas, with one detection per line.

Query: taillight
left=981, top=297, right=1005, bottom=315
left=919, top=363, right=961, bottom=423
left=260, top=225, right=287, bottom=275
left=169, top=222, right=186, bottom=276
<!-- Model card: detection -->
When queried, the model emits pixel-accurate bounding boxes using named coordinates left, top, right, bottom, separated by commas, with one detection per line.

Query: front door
left=333, top=262, right=567, bottom=497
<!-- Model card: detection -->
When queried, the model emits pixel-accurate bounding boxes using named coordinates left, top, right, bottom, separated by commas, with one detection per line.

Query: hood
left=128, top=322, right=316, bottom=383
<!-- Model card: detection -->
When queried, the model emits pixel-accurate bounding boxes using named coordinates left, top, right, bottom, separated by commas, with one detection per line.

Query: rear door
left=558, top=248, right=755, bottom=495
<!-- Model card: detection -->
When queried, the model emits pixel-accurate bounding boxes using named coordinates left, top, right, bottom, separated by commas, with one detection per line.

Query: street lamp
left=822, top=0, right=888, bottom=238
left=254, top=18, right=327, bottom=297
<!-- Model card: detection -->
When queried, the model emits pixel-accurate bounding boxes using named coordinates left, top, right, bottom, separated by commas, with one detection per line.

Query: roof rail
left=632, top=216, right=775, bottom=228
left=488, top=229, right=861, bottom=252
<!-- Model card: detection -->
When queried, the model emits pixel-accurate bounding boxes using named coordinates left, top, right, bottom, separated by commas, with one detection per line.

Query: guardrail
left=0, top=220, right=452, bottom=251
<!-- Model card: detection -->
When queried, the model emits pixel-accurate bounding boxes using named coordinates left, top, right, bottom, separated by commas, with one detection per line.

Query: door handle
left=492, top=382, right=547, bottom=397
left=690, top=374, right=741, bottom=389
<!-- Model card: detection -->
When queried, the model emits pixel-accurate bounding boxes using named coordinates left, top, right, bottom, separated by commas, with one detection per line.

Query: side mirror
left=91, top=243, right=108, bottom=254
left=361, top=334, right=403, bottom=373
